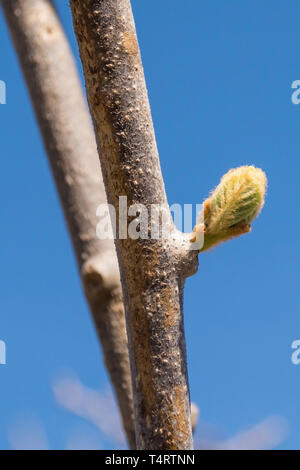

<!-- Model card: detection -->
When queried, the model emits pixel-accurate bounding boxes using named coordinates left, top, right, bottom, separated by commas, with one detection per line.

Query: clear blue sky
left=0, top=0, right=299, bottom=450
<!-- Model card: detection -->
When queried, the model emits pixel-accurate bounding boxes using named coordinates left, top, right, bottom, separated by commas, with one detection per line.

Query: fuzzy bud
left=191, top=166, right=267, bottom=251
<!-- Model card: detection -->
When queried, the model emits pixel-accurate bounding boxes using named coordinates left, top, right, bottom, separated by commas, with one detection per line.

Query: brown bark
left=1, top=0, right=135, bottom=449
left=70, top=0, right=199, bottom=449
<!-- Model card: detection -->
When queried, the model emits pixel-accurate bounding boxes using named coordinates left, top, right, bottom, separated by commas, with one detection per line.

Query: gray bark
left=70, top=0, right=199, bottom=449
left=1, top=0, right=135, bottom=449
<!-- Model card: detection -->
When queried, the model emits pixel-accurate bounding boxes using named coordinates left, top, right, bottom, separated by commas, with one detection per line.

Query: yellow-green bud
left=192, top=165, right=267, bottom=251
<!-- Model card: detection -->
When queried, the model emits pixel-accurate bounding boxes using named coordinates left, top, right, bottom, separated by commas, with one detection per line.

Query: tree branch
left=70, top=0, right=199, bottom=449
left=1, top=0, right=135, bottom=449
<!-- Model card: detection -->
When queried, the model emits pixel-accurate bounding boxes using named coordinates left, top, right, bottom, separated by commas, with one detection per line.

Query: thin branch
left=70, top=0, right=199, bottom=449
left=1, top=0, right=135, bottom=449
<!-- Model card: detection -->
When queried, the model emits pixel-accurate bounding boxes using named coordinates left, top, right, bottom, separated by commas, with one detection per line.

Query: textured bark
left=1, top=0, right=135, bottom=449
left=70, top=0, right=199, bottom=450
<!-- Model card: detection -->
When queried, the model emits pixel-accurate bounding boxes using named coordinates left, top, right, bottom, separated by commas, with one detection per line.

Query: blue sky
left=0, top=0, right=300, bottom=449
